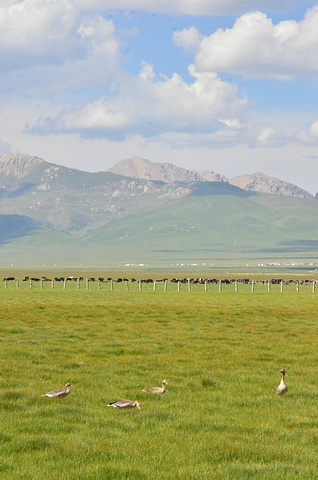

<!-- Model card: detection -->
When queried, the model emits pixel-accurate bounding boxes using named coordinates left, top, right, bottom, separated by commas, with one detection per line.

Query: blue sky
left=0, top=0, right=318, bottom=194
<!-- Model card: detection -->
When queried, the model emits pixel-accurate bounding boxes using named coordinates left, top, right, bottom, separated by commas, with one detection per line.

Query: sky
left=0, top=0, right=318, bottom=194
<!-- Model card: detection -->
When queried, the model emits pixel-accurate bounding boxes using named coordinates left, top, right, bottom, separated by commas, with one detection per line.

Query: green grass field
left=0, top=284, right=318, bottom=479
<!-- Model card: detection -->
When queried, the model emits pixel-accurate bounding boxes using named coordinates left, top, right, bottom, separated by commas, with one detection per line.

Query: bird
left=42, top=383, right=73, bottom=398
left=107, top=399, right=141, bottom=410
left=276, top=369, right=288, bottom=395
left=142, top=379, right=168, bottom=394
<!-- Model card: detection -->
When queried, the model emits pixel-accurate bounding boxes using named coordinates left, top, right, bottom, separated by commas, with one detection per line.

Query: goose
left=107, top=399, right=141, bottom=410
left=42, top=383, right=73, bottom=398
left=142, top=379, right=168, bottom=394
left=276, top=369, right=288, bottom=395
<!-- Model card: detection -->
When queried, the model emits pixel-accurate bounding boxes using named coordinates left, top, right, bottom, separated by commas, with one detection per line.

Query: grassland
left=0, top=282, right=318, bottom=479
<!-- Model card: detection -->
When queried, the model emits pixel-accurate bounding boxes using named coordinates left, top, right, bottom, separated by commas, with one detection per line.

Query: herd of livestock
left=2, top=275, right=317, bottom=289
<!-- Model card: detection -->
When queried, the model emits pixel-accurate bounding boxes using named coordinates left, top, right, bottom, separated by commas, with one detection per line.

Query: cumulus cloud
left=74, top=0, right=302, bottom=16
left=28, top=63, right=248, bottom=142
left=295, top=120, right=318, bottom=145
left=182, top=6, right=318, bottom=79
left=0, top=1, right=121, bottom=95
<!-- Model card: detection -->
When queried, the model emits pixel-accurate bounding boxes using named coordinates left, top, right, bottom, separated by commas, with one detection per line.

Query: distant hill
left=229, top=172, right=311, bottom=198
left=109, top=155, right=313, bottom=199
left=0, top=151, right=317, bottom=266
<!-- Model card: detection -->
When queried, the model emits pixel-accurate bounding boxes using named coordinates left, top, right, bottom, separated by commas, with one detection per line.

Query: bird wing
left=43, top=388, right=65, bottom=397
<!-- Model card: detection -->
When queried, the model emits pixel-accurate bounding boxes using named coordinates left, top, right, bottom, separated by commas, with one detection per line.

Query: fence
left=1, top=278, right=317, bottom=294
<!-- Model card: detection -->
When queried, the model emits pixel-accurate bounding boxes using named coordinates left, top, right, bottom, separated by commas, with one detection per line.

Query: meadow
left=0, top=281, right=318, bottom=479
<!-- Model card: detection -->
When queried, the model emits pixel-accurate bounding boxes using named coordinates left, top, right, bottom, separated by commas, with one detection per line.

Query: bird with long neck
left=142, top=379, right=168, bottom=394
left=42, top=383, right=73, bottom=398
left=276, top=369, right=288, bottom=395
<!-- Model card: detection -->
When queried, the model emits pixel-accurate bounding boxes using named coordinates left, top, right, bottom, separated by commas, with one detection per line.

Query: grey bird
left=107, top=399, right=141, bottom=410
left=276, top=369, right=288, bottom=395
left=142, top=379, right=168, bottom=394
left=42, top=383, right=73, bottom=398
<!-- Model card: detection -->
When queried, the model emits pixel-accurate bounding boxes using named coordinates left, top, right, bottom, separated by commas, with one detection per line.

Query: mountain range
left=0, top=151, right=317, bottom=266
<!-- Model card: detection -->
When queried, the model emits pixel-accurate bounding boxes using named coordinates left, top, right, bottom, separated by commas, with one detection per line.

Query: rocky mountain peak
left=108, top=156, right=227, bottom=183
left=229, top=172, right=313, bottom=198
left=0, top=151, right=45, bottom=180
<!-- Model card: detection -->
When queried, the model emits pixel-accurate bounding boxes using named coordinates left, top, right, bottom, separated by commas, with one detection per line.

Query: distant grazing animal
left=276, top=369, right=288, bottom=395
left=42, top=383, right=73, bottom=398
left=107, top=399, right=141, bottom=410
left=142, top=379, right=168, bottom=394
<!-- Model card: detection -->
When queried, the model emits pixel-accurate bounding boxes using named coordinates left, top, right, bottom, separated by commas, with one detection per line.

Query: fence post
left=280, top=280, right=283, bottom=293
left=164, top=280, right=168, bottom=292
left=98, top=280, right=101, bottom=291
left=235, top=281, right=238, bottom=292
left=30, top=279, right=33, bottom=289
left=139, top=279, right=142, bottom=291
left=251, top=280, right=255, bottom=293
left=77, top=279, right=80, bottom=290
left=313, top=280, right=316, bottom=293
left=51, top=279, right=54, bottom=290
left=63, top=279, right=67, bottom=290
left=219, top=280, right=222, bottom=292
left=16, top=278, right=19, bottom=289
left=41, top=279, right=44, bottom=290
left=178, top=281, right=181, bottom=292
left=268, top=281, right=271, bottom=293
left=205, top=280, right=208, bottom=292
left=188, top=279, right=191, bottom=292
left=125, top=280, right=129, bottom=291
left=110, top=279, right=114, bottom=291
left=86, top=279, right=89, bottom=290
left=153, top=281, right=156, bottom=291
left=296, top=281, right=299, bottom=292
left=4, top=279, right=7, bottom=289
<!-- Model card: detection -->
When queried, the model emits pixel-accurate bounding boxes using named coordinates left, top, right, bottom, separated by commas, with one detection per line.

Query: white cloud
left=0, top=2, right=121, bottom=96
left=188, top=6, right=318, bottom=79
left=30, top=63, right=248, bottom=141
left=0, top=0, right=81, bottom=68
left=296, top=120, right=318, bottom=145
left=173, top=27, right=202, bottom=52
left=74, top=0, right=303, bottom=16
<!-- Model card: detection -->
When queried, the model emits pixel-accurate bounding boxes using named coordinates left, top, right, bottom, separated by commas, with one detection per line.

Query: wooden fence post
left=139, top=280, right=142, bottom=291
left=51, top=279, right=54, bottom=290
left=235, top=281, right=238, bottom=292
left=251, top=280, right=255, bottom=293
left=178, top=281, right=181, bottom=292
left=218, top=280, right=222, bottom=292
left=98, top=280, right=101, bottom=291
left=4, top=279, right=7, bottom=289
left=110, top=279, right=114, bottom=291
left=296, top=281, right=299, bottom=292
left=30, top=279, right=33, bottom=289
left=280, top=280, right=283, bottom=293
left=16, top=278, right=19, bottom=289
left=313, top=280, right=316, bottom=293
left=77, top=279, right=80, bottom=290
left=268, top=281, right=271, bottom=293
left=63, top=279, right=67, bottom=290
left=164, top=280, right=168, bottom=292
left=153, top=281, right=156, bottom=291
left=86, top=279, right=89, bottom=290
left=205, top=280, right=208, bottom=292
left=188, top=279, right=191, bottom=292
left=41, top=279, right=44, bottom=290
left=125, top=280, right=129, bottom=291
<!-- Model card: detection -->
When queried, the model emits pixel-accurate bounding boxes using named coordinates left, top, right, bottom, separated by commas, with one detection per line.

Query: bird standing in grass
left=107, top=399, right=141, bottom=410
left=276, top=369, right=288, bottom=395
left=42, top=383, right=73, bottom=398
left=142, top=379, right=168, bottom=394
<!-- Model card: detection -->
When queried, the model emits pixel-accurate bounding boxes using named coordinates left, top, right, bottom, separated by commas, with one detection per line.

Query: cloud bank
left=175, top=6, right=318, bottom=79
